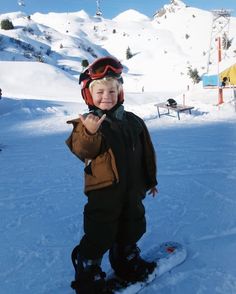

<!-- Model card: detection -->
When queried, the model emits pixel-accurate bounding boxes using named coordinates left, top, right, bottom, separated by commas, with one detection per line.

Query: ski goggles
left=87, top=56, right=123, bottom=79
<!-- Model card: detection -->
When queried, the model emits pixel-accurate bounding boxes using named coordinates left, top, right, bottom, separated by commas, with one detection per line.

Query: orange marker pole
left=217, top=37, right=224, bottom=104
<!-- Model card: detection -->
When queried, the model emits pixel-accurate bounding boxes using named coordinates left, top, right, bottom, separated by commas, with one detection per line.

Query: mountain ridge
left=0, top=2, right=235, bottom=96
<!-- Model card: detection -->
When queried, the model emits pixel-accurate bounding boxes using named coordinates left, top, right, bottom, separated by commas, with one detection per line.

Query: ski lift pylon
left=18, top=0, right=25, bottom=7
left=95, top=0, right=102, bottom=17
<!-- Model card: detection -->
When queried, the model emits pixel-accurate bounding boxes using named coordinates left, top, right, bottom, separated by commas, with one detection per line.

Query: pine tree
left=126, top=47, right=133, bottom=60
left=1, top=19, right=14, bottom=30
left=81, top=59, right=89, bottom=69
left=187, top=67, right=201, bottom=84
left=222, top=32, right=232, bottom=50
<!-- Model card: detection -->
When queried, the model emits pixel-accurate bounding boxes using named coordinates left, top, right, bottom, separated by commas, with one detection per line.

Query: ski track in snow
left=1, top=98, right=236, bottom=294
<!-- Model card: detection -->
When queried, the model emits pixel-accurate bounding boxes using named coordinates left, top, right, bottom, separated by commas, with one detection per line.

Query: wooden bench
left=154, top=103, right=194, bottom=120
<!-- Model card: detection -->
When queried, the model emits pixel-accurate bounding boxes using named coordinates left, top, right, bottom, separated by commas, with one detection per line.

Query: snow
left=113, top=10, right=150, bottom=22
left=0, top=61, right=79, bottom=100
left=1, top=1, right=236, bottom=293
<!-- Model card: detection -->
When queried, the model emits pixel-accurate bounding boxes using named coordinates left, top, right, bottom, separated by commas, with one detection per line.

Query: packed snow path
left=0, top=98, right=236, bottom=294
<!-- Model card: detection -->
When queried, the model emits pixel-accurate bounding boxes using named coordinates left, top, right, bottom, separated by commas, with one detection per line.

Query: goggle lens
left=88, top=57, right=123, bottom=79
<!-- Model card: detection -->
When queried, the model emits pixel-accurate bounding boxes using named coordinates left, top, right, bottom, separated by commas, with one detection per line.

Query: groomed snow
left=1, top=87, right=236, bottom=294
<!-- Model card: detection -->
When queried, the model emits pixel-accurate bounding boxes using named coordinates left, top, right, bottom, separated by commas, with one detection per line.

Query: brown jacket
left=66, top=113, right=157, bottom=194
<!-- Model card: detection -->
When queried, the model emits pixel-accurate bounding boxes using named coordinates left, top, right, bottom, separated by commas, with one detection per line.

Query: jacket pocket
left=84, top=148, right=119, bottom=193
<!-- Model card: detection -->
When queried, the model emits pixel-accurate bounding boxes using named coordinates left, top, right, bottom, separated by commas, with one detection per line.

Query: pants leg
left=78, top=186, right=123, bottom=259
left=78, top=185, right=146, bottom=259
left=116, top=189, right=146, bottom=246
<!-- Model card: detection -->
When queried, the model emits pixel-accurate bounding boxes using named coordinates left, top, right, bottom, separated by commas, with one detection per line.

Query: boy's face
left=91, top=81, right=118, bottom=110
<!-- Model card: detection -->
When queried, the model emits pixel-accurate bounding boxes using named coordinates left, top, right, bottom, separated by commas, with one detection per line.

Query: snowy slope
left=1, top=95, right=236, bottom=294
left=0, top=61, right=79, bottom=100
left=1, top=0, right=236, bottom=96
left=1, top=1, right=236, bottom=294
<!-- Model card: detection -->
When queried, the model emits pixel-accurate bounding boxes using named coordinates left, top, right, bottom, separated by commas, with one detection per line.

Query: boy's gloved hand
left=79, top=113, right=106, bottom=134
left=148, top=187, right=158, bottom=197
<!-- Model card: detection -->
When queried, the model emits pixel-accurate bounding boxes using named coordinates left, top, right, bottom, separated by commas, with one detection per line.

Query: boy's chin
left=101, top=107, right=112, bottom=110
left=99, top=105, right=114, bottom=111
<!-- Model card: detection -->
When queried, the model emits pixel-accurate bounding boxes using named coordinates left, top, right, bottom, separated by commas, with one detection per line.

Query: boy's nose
left=102, top=92, right=110, bottom=98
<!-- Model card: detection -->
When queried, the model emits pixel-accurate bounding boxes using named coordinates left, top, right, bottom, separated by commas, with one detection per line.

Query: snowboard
left=106, top=241, right=187, bottom=294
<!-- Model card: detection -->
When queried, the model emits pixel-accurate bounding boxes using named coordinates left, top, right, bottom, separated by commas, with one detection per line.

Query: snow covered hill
left=1, top=0, right=236, bottom=97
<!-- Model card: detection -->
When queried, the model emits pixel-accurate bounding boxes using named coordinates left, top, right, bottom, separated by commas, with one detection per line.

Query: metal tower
left=206, top=9, right=232, bottom=73
left=17, top=0, right=25, bottom=7
left=95, top=0, right=102, bottom=17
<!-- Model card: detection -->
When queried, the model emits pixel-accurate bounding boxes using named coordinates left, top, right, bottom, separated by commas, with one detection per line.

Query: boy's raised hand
left=79, top=113, right=106, bottom=134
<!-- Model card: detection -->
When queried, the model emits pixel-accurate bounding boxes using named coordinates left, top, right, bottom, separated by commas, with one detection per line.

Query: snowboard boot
left=71, top=245, right=112, bottom=294
left=109, top=243, right=156, bottom=283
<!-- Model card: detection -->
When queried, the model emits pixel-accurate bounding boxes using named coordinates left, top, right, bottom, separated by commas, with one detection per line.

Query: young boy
left=66, top=56, right=158, bottom=294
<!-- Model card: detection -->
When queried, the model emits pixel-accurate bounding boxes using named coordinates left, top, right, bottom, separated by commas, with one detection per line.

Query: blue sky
left=1, top=0, right=235, bottom=18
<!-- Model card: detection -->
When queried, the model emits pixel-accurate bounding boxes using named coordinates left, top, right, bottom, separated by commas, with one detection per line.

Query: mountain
left=0, top=0, right=236, bottom=99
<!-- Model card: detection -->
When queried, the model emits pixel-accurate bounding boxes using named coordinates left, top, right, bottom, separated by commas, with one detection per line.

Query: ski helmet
left=79, top=56, right=124, bottom=106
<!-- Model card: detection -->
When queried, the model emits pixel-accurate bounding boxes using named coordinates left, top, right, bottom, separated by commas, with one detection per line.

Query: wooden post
left=218, top=88, right=224, bottom=105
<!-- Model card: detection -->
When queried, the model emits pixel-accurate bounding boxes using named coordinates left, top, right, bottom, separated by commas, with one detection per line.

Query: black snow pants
left=78, top=182, right=146, bottom=260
